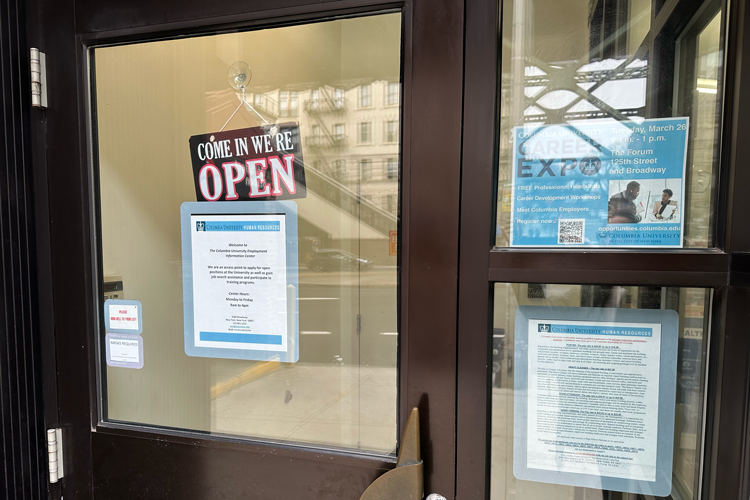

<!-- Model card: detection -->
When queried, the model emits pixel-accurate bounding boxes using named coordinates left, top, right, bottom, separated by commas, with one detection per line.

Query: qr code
left=558, top=219, right=585, bottom=244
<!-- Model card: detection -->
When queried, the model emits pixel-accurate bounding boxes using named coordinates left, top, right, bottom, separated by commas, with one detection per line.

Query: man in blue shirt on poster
left=608, top=181, right=643, bottom=223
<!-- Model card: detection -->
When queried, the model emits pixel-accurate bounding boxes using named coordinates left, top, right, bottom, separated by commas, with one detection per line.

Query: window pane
left=496, top=0, right=724, bottom=249
left=386, top=120, right=398, bottom=143
left=334, top=88, right=345, bottom=109
left=360, top=85, right=372, bottom=107
left=360, top=159, right=373, bottom=180
left=94, top=13, right=402, bottom=455
left=387, top=158, right=398, bottom=180
left=279, top=91, right=289, bottom=112
left=386, top=82, right=399, bottom=105
left=289, top=91, right=299, bottom=117
left=491, top=283, right=711, bottom=499
left=359, top=122, right=372, bottom=143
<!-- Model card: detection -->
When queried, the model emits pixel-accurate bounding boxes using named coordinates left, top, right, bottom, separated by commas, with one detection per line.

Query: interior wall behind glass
left=94, top=13, right=401, bottom=454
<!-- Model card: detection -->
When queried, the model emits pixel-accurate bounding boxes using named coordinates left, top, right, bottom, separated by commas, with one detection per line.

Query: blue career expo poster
left=511, top=117, right=688, bottom=247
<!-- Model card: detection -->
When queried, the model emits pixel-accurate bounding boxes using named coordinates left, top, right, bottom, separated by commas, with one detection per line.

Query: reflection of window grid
left=385, top=120, right=398, bottom=143
left=311, top=124, right=320, bottom=136
left=359, top=85, right=372, bottom=107
left=386, top=82, right=399, bottom=105
left=290, top=92, right=298, bottom=112
left=360, top=159, right=373, bottom=180
left=358, top=122, right=372, bottom=143
left=386, top=158, right=398, bottom=180
left=333, top=123, right=345, bottom=137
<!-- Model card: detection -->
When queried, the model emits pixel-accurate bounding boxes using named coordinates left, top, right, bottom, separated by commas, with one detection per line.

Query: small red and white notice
left=108, top=304, right=139, bottom=330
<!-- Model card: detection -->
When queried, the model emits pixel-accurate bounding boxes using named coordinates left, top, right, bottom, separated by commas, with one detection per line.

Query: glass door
left=37, top=0, right=464, bottom=498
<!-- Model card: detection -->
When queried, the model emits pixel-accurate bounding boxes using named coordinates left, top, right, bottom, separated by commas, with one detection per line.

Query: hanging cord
left=220, top=88, right=271, bottom=132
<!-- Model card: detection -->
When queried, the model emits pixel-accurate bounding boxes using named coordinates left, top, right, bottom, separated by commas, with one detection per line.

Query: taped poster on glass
left=104, top=299, right=143, bottom=334
left=105, top=333, right=144, bottom=369
left=511, top=117, right=688, bottom=247
left=181, top=201, right=299, bottom=362
left=513, top=306, right=679, bottom=496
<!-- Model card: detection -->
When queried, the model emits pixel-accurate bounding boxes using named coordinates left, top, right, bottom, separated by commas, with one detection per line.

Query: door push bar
left=360, top=407, right=446, bottom=500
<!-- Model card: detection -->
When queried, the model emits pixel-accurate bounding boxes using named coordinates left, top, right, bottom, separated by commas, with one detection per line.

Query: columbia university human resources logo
left=196, top=221, right=206, bottom=231
left=538, top=324, right=551, bottom=333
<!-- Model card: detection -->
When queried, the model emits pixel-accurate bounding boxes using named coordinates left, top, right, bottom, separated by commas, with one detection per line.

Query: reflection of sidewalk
left=211, top=360, right=280, bottom=399
left=210, top=363, right=397, bottom=453
left=298, top=267, right=397, bottom=287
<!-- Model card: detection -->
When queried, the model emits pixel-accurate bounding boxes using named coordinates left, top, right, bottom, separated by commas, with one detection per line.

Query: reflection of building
left=236, top=82, right=400, bottom=265
left=247, top=81, right=400, bottom=217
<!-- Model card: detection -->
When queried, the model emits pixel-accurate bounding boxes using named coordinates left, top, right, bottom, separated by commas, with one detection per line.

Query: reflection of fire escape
left=305, top=161, right=397, bottom=236
left=206, top=87, right=396, bottom=236
left=279, top=106, right=299, bottom=119
left=300, top=87, right=397, bottom=233
left=303, top=87, right=348, bottom=151
left=248, top=93, right=280, bottom=121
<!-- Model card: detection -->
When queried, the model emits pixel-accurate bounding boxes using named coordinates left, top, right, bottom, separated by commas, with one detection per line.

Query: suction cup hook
left=228, top=61, right=252, bottom=94
left=220, top=60, right=271, bottom=131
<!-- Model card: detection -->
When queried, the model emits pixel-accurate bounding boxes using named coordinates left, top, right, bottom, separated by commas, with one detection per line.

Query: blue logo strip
left=200, top=332, right=283, bottom=344
left=549, top=324, right=652, bottom=337
left=203, top=221, right=281, bottom=232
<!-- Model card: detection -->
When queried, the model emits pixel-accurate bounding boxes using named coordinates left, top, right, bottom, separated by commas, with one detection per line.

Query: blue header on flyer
left=196, top=221, right=281, bottom=232
left=540, top=323, right=653, bottom=337
left=511, top=117, right=688, bottom=248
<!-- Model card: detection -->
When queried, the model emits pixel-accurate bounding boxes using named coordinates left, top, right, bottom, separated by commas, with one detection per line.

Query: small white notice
left=109, top=304, right=138, bottom=330
left=105, top=333, right=143, bottom=369
left=191, top=214, right=287, bottom=351
left=104, top=299, right=143, bottom=334
left=110, top=337, right=140, bottom=362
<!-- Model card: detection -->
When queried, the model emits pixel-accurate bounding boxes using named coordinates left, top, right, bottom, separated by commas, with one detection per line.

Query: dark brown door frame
left=35, top=0, right=465, bottom=498
left=0, top=0, right=52, bottom=499
left=457, top=0, right=750, bottom=499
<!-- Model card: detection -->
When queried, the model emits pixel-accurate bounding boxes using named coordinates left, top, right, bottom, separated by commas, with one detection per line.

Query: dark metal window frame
left=456, top=0, right=750, bottom=499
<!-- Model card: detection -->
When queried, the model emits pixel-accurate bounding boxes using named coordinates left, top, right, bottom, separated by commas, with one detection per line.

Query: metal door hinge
left=47, top=428, right=64, bottom=483
left=30, top=48, right=47, bottom=109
